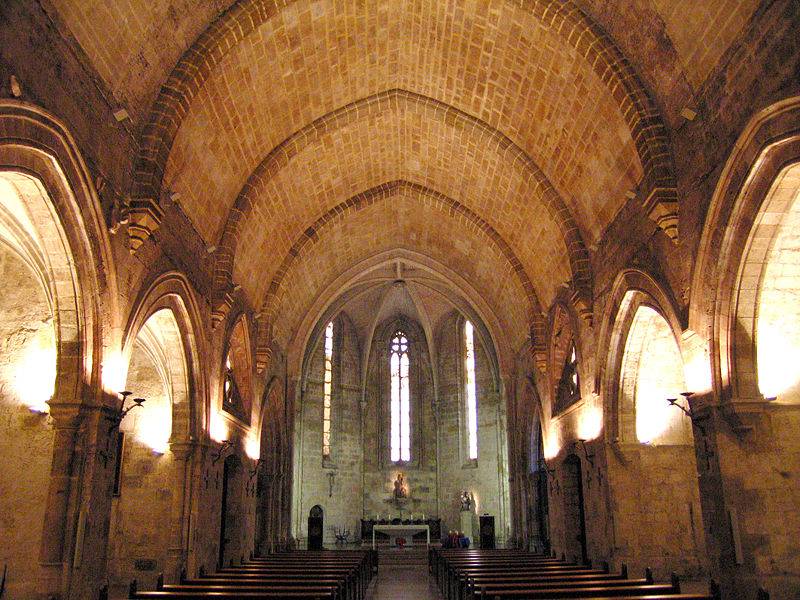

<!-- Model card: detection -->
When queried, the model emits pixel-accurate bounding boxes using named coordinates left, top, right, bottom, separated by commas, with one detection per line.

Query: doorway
left=218, top=454, right=240, bottom=568
left=308, top=505, right=324, bottom=550
left=562, top=454, right=587, bottom=564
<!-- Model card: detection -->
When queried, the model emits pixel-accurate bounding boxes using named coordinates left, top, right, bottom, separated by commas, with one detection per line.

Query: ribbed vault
left=41, top=0, right=765, bottom=357
left=115, top=0, right=678, bottom=253
left=261, top=186, right=533, bottom=353
left=217, top=91, right=585, bottom=312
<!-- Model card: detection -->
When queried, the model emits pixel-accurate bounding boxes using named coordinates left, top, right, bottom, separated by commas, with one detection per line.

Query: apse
left=291, top=259, right=511, bottom=546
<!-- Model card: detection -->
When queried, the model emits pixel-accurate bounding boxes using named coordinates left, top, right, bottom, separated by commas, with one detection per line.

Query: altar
left=371, top=523, right=430, bottom=549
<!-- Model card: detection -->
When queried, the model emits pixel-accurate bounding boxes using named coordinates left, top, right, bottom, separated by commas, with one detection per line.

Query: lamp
left=108, top=390, right=146, bottom=432
left=576, top=439, right=595, bottom=468
left=212, top=439, right=235, bottom=465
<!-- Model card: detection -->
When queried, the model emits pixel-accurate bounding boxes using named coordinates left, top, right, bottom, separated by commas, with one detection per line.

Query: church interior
left=0, top=1, right=798, bottom=599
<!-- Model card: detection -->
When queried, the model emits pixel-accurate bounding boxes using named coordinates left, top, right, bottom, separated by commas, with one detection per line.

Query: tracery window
left=390, top=331, right=411, bottom=462
left=556, top=343, right=580, bottom=411
left=322, top=321, right=334, bottom=459
left=464, top=320, right=478, bottom=460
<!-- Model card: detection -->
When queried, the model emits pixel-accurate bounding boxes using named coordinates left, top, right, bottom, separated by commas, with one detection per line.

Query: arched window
left=556, top=343, right=580, bottom=410
left=464, top=320, right=478, bottom=460
left=223, top=354, right=242, bottom=411
left=390, top=330, right=411, bottom=462
left=322, top=321, right=334, bottom=458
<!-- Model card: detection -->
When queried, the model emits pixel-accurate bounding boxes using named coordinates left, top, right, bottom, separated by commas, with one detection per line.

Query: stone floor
left=365, top=547, right=442, bottom=599
left=365, top=565, right=442, bottom=599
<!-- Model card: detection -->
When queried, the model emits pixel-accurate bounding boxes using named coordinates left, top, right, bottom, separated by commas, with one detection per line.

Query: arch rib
left=128, top=0, right=677, bottom=251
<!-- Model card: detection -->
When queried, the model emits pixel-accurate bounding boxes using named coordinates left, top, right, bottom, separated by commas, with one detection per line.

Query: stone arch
left=131, top=0, right=675, bottom=247
left=122, top=271, right=207, bottom=442
left=284, top=251, right=517, bottom=385
left=253, top=180, right=546, bottom=359
left=596, top=268, right=685, bottom=441
left=0, top=101, right=115, bottom=408
left=211, top=92, right=591, bottom=310
left=691, top=96, right=800, bottom=422
left=0, top=101, right=114, bottom=597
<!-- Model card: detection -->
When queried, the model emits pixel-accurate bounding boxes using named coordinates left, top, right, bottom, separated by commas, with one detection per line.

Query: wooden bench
left=430, top=548, right=718, bottom=600
left=129, top=550, right=374, bottom=600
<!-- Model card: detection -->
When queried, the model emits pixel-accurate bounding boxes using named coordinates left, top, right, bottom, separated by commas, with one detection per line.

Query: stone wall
left=436, top=312, right=509, bottom=543
left=295, top=314, right=364, bottom=543
left=0, top=245, right=56, bottom=599
left=294, top=309, right=509, bottom=545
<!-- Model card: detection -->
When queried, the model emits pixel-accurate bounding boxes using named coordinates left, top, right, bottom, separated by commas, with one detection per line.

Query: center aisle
left=365, top=547, right=443, bottom=600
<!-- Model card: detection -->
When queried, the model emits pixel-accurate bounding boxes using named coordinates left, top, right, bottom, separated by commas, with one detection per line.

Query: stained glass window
left=464, top=320, right=478, bottom=460
left=322, top=321, right=334, bottom=458
left=390, top=331, right=410, bottom=462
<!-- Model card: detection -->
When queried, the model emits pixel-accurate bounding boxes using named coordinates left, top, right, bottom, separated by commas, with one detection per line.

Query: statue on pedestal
left=393, top=472, right=407, bottom=498
left=460, top=490, right=472, bottom=512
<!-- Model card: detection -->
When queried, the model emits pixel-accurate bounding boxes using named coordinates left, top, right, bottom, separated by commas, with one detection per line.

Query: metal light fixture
left=212, top=439, right=235, bottom=464
left=108, top=390, right=145, bottom=432
left=666, top=391, right=696, bottom=420
left=576, top=439, right=595, bottom=468
left=249, top=458, right=263, bottom=481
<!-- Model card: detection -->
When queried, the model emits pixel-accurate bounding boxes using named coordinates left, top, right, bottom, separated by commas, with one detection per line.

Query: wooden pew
left=432, top=548, right=717, bottom=600
left=129, top=550, right=374, bottom=600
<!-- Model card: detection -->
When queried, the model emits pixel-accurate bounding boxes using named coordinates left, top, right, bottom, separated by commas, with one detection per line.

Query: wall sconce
left=212, top=439, right=235, bottom=465
left=576, top=439, right=595, bottom=468
left=668, top=392, right=715, bottom=469
left=666, top=392, right=709, bottom=435
left=108, top=390, right=145, bottom=432
left=537, top=457, right=555, bottom=479
left=667, top=391, right=696, bottom=419
left=249, top=458, right=262, bottom=481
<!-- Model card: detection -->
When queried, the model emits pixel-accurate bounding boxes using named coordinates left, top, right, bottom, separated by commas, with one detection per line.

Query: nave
left=1, top=1, right=799, bottom=599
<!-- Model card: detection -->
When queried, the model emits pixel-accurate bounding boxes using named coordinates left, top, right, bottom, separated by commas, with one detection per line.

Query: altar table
left=372, top=524, right=430, bottom=549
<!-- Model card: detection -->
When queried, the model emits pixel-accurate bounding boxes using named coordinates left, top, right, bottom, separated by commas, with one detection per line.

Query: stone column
left=38, top=402, right=83, bottom=597
left=166, top=440, right=196, bottom=583
left=692, top=395, right=800, bottom=599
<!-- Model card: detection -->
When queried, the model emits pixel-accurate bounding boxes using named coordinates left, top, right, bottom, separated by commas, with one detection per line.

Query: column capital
left=46, top=400, right=84, bottom=429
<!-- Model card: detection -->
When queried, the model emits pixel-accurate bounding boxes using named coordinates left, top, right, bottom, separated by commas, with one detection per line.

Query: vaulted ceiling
left=46, top=0, right=761, bottom=354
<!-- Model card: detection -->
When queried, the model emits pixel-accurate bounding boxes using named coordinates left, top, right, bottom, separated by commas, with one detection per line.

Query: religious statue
left=460, top=490, right=472, bottom=512
left=393, top=472, right=407, bottom=498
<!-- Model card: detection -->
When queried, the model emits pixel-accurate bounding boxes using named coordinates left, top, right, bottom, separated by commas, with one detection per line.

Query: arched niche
left=0, top=101, right=114, bottom=598
left=0, top=199, right=57, bottom=598
left=597, top=269, right=686, bottom=442
left=108, top=306, right=192, bottom=592
left=598, top=270, right=706, bottom=579
left=618, top=303, right=692, bottom=445
left=738, top=162, right=800, bottom=404
left=122, top=272, right=207, bottom=442
left=692, top=96, right=800, bottom=418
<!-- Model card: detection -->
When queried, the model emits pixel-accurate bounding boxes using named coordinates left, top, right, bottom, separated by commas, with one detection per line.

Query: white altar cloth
left=372, top=524, right=430, bottom=549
